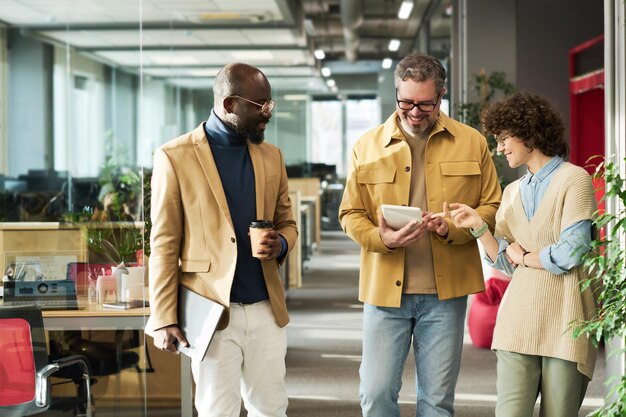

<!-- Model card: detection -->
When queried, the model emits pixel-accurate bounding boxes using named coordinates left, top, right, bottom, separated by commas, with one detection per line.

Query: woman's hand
left=432, top=202, right=483, bottom=230
left=506, top=241, right=527, bottom=268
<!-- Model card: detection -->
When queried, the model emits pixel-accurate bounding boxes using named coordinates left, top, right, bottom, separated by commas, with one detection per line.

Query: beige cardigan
left=491, top=162, right=598, bottom=379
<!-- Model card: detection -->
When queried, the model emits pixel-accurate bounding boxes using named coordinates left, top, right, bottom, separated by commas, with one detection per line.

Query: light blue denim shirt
left=488, top=156, right=592, bottom=276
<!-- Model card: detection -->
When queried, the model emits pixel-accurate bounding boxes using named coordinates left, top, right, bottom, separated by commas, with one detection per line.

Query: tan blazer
left=146, top=123, right=297, bottom=332
left=339, top=112, right=501, bottom=306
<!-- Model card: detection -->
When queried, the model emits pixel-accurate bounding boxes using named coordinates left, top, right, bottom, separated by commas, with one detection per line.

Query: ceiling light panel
left=96, top=48, right=311, bottom=68
left=42, top=28, right=302, bottom=49
left=397, top=1, right=414, bottom=20
left=388, top=39, right=401, bottom=51
left=0, top=0, right=287, bottom=24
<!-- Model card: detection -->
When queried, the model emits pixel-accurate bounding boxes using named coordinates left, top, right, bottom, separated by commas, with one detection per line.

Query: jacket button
left=231, top=237, right=236, bottom=243
left=405, top=166, right=410, bottom=172
left=395, top=280, right=402, bottom=286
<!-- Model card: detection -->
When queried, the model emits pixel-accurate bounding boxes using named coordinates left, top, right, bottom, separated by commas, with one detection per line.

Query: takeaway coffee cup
left=249, top=220, right=274, bottom=258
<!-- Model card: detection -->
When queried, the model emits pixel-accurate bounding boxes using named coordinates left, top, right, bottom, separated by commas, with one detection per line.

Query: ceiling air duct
left=340, top=0, right=363, bottom=62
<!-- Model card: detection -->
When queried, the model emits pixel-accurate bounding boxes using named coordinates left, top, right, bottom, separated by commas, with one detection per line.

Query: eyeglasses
left=395, top=89, right=440, bottom=112
left=230, top=95, right=276, bottom=114
left=495, top=133, right=511, bottom=146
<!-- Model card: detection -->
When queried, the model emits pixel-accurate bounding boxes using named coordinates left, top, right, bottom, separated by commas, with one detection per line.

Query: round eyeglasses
left=395, top=89, right=440, bottom=112
left=495, top=134, right=512, bottom=146
left=230, top=95, right=276, bottom=114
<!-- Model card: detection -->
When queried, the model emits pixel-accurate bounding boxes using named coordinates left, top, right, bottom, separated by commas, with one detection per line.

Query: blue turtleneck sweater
left=204, top=111, right=269, bottom=303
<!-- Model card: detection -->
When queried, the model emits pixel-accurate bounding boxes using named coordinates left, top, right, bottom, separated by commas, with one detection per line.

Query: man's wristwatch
left=469, top=221, right=488, bottom=238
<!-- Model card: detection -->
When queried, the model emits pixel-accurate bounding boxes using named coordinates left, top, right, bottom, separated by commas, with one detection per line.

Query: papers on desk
left=176, top=286, right=225, bottom=362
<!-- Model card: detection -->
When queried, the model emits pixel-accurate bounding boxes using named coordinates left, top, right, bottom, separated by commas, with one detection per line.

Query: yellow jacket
left=146, top=123, right=297, bottom=332
left=339, top=112, right=501, bottom=306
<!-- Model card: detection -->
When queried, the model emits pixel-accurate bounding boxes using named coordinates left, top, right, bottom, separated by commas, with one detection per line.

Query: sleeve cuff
left=540, top=247, right=567, bottom=275
left=277, top=235, right=288, bottom=263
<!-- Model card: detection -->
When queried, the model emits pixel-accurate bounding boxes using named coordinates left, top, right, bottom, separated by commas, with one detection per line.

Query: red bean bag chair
left=468, top=277, right=511, bottom=349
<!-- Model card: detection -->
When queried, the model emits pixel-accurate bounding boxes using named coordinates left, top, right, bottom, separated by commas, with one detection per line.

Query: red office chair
left=0, top=305, right=92, bottom=417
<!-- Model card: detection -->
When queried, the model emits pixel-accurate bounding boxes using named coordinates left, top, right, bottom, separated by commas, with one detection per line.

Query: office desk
left=42, top=304, right=194, bottom=417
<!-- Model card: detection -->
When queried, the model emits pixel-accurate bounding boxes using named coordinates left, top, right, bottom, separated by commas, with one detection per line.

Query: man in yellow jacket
left=339, top=53, right=501, bottom=417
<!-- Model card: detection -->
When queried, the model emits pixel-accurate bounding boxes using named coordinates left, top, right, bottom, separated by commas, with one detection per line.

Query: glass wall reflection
left=0, top=2, right=383, bottom=414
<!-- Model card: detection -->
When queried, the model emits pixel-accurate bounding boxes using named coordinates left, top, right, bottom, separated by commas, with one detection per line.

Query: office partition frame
left=603, top=0, right=626, bottom=406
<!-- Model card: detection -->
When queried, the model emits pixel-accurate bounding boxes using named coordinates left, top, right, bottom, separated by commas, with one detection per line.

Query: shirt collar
left=204, top=110, right=247, bottom=147
left=523, top=156, right=563, bottom=184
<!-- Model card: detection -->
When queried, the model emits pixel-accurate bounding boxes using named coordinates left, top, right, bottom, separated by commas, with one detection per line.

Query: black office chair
left=63, top=262, right=155, bottom=376
left=0, top=305, right=92, bottom=417
left=48, top=325, right=145, bottom=416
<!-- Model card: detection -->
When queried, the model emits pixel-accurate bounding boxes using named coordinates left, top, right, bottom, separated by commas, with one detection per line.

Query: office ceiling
left=0, top=0, right=451, bottom=92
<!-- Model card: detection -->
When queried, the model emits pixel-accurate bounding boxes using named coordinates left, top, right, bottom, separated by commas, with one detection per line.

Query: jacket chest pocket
left=357, top=168, right=397, bottom=210
left=440, top=161, right=481, bottom=207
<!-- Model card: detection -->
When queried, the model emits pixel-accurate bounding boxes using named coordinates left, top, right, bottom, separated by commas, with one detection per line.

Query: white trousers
left=191, top=300, right=288, bottom=417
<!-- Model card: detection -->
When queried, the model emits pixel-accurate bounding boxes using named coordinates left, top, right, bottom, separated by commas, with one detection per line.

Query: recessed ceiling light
left=314, top=49, right=326, bottom=60
left=398, top=1, right=414, bottom=20
left=326, top=79, right=336, bottom=87
left=388, top=39, right=401, bottom=51
left=382, top=58, right=393, bottom=69
left=321, top=67, right=331, bottom=77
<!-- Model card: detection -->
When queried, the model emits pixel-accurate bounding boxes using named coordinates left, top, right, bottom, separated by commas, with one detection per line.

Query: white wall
left=8, top=34, right=51, bottom=177
left=52, top=46, right=106, bottom=177
left=137, top=78, right=169, bottom=169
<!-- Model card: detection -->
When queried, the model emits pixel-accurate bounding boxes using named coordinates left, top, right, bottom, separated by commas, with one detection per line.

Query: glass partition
left=0, top=2, right=382, bottom=415
left=0, top=2, right=156, bottom=414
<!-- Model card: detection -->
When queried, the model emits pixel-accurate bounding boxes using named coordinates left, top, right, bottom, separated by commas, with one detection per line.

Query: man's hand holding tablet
left=381, top=204, right=423, bottom=229
left=379, top=204, right=427, bottom=249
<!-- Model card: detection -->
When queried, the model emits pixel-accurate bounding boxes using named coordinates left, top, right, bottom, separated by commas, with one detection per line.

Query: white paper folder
left=176, top=286, right=225, bottom=362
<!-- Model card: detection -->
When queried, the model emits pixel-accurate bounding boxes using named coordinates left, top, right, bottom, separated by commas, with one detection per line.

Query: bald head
left=212, top=63, right=273, bottom=144
left=213, top=63, right=270, bottom=110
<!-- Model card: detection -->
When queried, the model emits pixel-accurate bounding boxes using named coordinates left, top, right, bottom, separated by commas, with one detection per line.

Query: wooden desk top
left=42, top=302, right=150, bottom=318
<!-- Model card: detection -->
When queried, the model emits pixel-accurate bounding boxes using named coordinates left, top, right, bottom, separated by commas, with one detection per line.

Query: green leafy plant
left=574, top=155, right=626, bottom=417
left=142, top=168, right=152, bottom=258
left=63, top=158, right=144, bottom=265
left=456, top=69, right=516, bottom=187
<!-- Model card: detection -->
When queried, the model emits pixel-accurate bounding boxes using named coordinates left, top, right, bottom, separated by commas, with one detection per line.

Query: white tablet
left=381, top=204, right=423, bottom=229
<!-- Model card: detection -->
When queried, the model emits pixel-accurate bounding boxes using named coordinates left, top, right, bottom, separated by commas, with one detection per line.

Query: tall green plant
left=456, top=69, right=515, bottom=187
left=574, top=156, right=626, bottom=417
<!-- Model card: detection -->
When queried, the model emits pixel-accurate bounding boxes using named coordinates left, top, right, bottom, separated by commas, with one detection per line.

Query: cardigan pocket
left=440, top=161, right=481, bottom=207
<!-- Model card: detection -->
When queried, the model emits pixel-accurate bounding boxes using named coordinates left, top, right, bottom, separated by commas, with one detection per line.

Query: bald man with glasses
left=339, top=53, right=501, bottom=417
left=147, top=62, right=297, bottom=417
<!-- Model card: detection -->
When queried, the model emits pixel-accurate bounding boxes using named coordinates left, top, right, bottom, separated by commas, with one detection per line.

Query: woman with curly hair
left=435, top=92, right=598, bottom=417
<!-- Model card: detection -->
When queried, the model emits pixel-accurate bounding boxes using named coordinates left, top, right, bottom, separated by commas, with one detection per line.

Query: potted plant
left=574, top=155, right=626, bottom=416
left=63, top=158, right=145, bottom=301
left=456, top=68, right=516, bottom=188
left=85, top=157, right=143, bottom=266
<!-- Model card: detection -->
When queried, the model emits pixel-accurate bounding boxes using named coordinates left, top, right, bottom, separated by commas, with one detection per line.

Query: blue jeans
left=360, top=294, right=467, bottom=417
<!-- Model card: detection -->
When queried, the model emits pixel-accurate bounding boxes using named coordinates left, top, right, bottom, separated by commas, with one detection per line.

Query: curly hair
left=481, top=92, right=568, bottom=157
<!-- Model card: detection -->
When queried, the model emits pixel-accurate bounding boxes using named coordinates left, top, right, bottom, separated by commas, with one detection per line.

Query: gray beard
left=225, top=115, right=264, bottom=144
